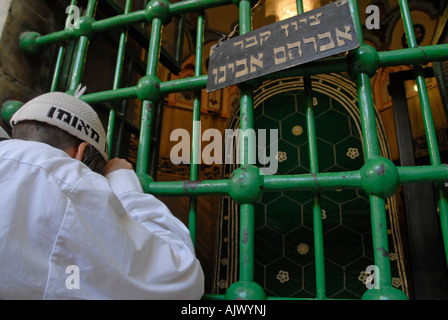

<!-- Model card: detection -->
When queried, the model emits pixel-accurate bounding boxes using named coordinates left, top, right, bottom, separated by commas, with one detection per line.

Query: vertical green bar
left=398, top=0, right=448, bottom=263
left=136, top=17, right=163, bottom=175
left=107, top=0, right=132, bottom=158
left=51, top=0, right=78, bottom=92
left=297, top=0, right=326, bottom=300
left=188, top=12, right=205, bottom=246
left=348, top=0, right=406, bottom=299
left=305, top=79, right=326, bottom=299
left=238, top=0, right=256, bottom=285
left=68, top=0, right=98, bottom=91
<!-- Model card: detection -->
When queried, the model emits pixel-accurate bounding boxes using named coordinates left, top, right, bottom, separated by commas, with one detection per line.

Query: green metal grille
left=17, top=0, right=448, bottom=300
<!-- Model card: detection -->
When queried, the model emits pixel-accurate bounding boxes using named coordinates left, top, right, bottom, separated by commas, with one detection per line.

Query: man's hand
left=104, top=158, right=134, bottom=176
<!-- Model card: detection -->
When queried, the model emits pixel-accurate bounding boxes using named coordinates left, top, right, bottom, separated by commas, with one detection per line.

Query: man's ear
left=73, top=142, right=89, bottom=161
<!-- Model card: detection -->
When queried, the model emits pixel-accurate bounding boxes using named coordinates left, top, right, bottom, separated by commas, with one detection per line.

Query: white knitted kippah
left=10, top=90, right=109, bottom=161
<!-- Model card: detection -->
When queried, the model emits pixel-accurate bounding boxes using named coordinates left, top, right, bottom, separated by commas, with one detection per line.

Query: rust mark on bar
left=311, top=173, right=321, bottom=191
left=377, top=247, right=389, bottom=257
left=185, top=180, right=201, bottom=191
left=242, top=229, right=249, bottom=244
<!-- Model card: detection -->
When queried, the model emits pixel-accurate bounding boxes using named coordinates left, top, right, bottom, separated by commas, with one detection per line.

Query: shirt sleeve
left=44, top=170, right=204, bottom=300
left=105, top=169, right=196, bottom=254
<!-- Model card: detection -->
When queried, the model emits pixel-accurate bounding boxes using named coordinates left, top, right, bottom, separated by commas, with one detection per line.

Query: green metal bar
left=348, top=0, right=406, bottom=300
left=51, top=0, right=78, bottom=92
left=304, top=76, right=327, bottom=300
left=51, top=0, right=79, bottom=91
left=107, top=0, right=132, bottom=159
left=81, top=86, right=137, bottom=104
left=68, top=0, right=98, bottom=91
left=51, top=47, right=66, bottom=92
left=398, top=165, right=448, bottom=184
left=398, top=0, right=448, bottom=264
left=136, top=17, right=163, bottom=175
left=92, top=10, right=147, bottom=33
left=369, top=195, right=393, bottom=289
left=188, top=11, right=205, bottom=247
left=297, top=0, right=326, bottom=301
left=147, top=179, right=229, bottom=196
left=379, top=44, right=448, bottom=67
left=141, top=165, right=448, bottom=197
left=169, top=0, right=232, bottom=15
left=234, top=0, right=259, bottom=296
left=263, top=171, right=362, bottom=192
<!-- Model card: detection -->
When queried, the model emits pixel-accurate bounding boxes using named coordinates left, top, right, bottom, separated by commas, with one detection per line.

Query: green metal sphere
left=137, top=75, right=161, bottom=102
left=1, top=100, right=23, bottom=124
left=348, top=44, right=380, bottom=78
left=73, top=16, right=96, bottom=38
left=19, top=32, right=41, bottom=55
left=360, top=157, right=399, bottom=198
left=145, top=0, right=172, bottom=24
left=228, top=166, right=264, bottom=204
left=225, top=281, right=266, bottom=300
left=362, top=287, right=408, bottom=300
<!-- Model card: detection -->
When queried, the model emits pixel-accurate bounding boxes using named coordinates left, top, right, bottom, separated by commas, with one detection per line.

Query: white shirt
left=0, top=139, right=204, bottom=299
left=0, top=126, right=9, bottom=139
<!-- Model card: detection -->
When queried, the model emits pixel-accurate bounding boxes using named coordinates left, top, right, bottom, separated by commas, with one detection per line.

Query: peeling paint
left=375, top=164, right=385, bottom=176
left=377, top=247, right=389, bottom=257
left=242, top=229, right=249, bottom=244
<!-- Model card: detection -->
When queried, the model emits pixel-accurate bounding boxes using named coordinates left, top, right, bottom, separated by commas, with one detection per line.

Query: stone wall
left=0, top=0, right=66, bottom=133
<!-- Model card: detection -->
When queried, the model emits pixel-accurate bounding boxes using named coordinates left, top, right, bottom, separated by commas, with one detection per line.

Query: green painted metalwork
left=14, top=0, right=448, bottom=300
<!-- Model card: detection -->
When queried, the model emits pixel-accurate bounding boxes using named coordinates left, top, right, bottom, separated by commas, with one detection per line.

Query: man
left=0, top=90, right=204, bottom=299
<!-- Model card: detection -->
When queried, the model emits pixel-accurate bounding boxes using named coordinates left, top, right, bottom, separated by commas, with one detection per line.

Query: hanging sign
left=206, top=0, right=359, bottom=92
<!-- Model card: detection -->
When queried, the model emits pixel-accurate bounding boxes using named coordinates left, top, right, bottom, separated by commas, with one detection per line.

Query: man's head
left=10, top=91, right=109, bottom=174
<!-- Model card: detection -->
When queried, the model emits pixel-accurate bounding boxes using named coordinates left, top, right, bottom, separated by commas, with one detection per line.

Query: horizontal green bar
left=160, top=75, right=208, bottom=94
left=92, top=10, right=147, bottom=33
left=263, top=171, right=362, bottom=192
left=141, top=165, right=448, bottom=198
left=81, top=86, right=137, bottom=104
left=24, top=0, right=235, bottom=50
left=169, top=0, right=233, bottom=15
left=379, top=44, right=448, bottom=67
left=398, top=165, right=448, bottom=184
left=147, top=179, right=229, bottom=196
left=35, top=29, right=73, bottom=46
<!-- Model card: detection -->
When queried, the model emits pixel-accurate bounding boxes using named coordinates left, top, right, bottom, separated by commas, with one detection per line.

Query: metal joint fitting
left=225, top=281, right=266, bottom=300
left=145, top=0, right=172, bottom=24
left=19, top=32, right=41, bottom=55
left=1, top=100, right=23, bottom=124
left=228, top=166, right=264, bottom=204
left=360, top=157, right=399, bottom=198
left=73, top=16, right=96, bottom=38
left=137, top=75, right=162, bottom=102
left=348, top=44, right=380, bottom=78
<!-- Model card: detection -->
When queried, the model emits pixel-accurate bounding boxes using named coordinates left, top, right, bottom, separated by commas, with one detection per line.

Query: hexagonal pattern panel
left=324, top=226, right=363, bottom=266
left=215, top=77, right=404, bottom=299
left=267, top=196, right=301, bottom=233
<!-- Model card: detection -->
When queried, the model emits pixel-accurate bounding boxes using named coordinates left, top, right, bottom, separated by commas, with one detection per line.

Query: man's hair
left=12, top=120, right=106, bottom=174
